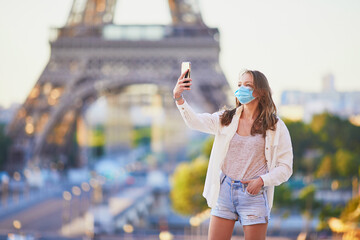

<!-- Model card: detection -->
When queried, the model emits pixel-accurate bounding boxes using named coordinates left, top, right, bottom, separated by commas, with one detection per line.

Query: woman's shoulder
left=266, top=116, right=287, bottom=134
left=273, top=116, right=287, bottom=130
left=276, top=116, right=284, bottom=125
left=275, top=117, right=292, bottom=138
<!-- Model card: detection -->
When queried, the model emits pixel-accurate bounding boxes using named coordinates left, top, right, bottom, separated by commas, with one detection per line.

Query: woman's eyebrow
left=243, top=81, right=253, bottom=85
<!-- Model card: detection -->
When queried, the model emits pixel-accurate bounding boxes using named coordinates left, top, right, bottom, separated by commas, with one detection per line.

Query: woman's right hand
left=173, top=69, right=192, bottom=104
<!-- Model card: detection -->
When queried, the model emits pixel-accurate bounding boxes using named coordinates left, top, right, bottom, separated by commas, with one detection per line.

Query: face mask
left=234, top=86, right=256, bottom=104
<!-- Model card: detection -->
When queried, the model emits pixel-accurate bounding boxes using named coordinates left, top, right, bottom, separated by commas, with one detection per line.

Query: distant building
left=0, top=103, right=20, bottom=124
left=279, top=74, right=360, bottom=124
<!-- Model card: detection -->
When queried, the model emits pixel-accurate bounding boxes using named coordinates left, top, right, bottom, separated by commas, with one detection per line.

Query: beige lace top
left=221, top=133, right=268, bottom=180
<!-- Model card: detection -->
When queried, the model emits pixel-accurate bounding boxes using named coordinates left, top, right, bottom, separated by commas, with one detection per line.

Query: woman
left=173, top=69, right=293, bottom=240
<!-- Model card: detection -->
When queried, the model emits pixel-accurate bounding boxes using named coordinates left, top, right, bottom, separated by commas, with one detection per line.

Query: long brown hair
left=220, top=70, right=278, bottom=136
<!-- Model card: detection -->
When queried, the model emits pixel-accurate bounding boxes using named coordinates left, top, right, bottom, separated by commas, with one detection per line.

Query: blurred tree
left=285, top=113, right=360, bottom=177
left=327, top=197, right=360, bottom=239
left=347, top=122, right=360, bottom=154
left=316, top=155, right=337, bottom=179
left=284, top=119, right=318, bottom=173
left=334, top=149, right=360, bottom=178
left=132, top=126, right=151, bottom=147
left=273, top=183, right=293, bottom=209
left=310, top=112, right=341, bottom=153
left=340, top=196, right=360, bottom=223
left=67, top=122, right=80, bottom=167
left=297, top=184, right=321, bottom=232
left=170, top=156, right=208, bottom=215
left=302, top=150, right=323, bottom=177
left=310, top=112, right=360, bottom=155
left=298, top=184, right=320, bottom=215
left=89, top=125, right=106, bottom=147
left=90, top=125, right=105, bottom=159
left=202, top=136, right=214, bottom=158
left=317, top=203, right=342, bottom=231
left=0, top=123, right=11, bottom=170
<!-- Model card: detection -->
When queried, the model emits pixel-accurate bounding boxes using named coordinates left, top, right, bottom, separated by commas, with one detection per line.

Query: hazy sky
left=1, top=0, right=360, bottom=108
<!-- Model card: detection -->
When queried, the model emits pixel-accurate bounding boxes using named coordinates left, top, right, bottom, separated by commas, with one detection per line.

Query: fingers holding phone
left=180, top=61, right=192, bottom=89
left=173, top=71, right=192, bottom=97
left=178, top=69, right=192, bottom=89
left=173, top=62, right=192, bottom=101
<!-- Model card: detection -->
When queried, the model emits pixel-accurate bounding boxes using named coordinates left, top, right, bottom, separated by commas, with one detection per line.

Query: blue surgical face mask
left=234, top=86, right=256, bottom=104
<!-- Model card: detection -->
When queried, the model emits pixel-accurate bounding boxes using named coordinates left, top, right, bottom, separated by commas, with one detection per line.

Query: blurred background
left=0, top=0, right=360, bottom=239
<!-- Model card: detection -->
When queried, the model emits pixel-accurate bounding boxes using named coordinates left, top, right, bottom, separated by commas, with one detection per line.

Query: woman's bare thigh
left=243, top=223, right=268, bottom=240
left=208, top=215, right=236, bottom=240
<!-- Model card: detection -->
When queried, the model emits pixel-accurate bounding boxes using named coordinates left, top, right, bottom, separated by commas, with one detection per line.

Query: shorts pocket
left=220, top=173, right=226, bottom=185
left=245, top=188, right=263, bottom=197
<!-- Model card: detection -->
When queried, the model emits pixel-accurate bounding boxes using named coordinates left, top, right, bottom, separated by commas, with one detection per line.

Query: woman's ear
left=252, top=89, right=258, bottom=98
left=235, top=97, right=240, bottom=107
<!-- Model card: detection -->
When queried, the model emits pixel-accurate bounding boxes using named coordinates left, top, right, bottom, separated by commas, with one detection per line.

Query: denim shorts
left=210, top=173, right=270, bottom=225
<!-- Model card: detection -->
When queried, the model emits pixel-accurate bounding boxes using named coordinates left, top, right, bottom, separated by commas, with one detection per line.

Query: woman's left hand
left=241, top=177, right=264, bottom=195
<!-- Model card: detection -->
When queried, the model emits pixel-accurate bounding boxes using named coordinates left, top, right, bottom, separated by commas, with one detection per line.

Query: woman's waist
left=221, top=161, right=268, bottom=181
left=222, top=174, right=260, bottom=184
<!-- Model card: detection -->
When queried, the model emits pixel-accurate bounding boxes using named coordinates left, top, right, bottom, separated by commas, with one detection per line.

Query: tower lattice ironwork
left=7, top=0, right=230, bottom=170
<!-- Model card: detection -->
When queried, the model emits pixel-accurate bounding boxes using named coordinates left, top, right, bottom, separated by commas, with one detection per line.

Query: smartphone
left=181, top=62, right=191, bottom=85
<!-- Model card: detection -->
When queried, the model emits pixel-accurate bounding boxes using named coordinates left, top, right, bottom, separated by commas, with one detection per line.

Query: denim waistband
left=221, top=173, right=263, bottom=188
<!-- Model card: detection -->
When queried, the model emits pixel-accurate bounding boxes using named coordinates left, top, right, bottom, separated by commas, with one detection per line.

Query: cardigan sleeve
left=176, top=100, right=222, bottom=135
left=260, top=120, right=293, bottom=187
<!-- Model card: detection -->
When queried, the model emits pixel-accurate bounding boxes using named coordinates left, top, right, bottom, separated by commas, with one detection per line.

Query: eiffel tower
left=7, top=0, right=230, bottom=170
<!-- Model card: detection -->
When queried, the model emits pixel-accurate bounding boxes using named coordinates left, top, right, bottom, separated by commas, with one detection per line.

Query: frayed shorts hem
left=211, top=210, right=270, bottom=226
left=210, top=210, right=238, bottom=221
left=240, top=216, right=269, bottom=226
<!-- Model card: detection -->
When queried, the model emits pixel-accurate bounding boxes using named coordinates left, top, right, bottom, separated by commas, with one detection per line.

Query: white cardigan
left=176, top=100, right=293, bottom=210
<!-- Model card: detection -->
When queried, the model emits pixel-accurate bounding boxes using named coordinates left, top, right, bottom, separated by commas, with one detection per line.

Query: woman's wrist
left=173, top=94, right=183, bottom=101
left=258, top=177, right=264, bottom=186
left=176, top=98, right=185, bottom=105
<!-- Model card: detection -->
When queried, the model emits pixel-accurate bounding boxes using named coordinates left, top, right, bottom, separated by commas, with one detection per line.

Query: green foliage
left=273, top=183, right=293, bottom=209
left=298, top=184, right=315, bottom=201
left=89, top=125, right=105, bottom=147
left=316, top=155, right=336, bottom=179
left=340, top=196, right=360, bottom=223
left=170, top=156, right=209, bottom=215
left=297, top=184, right=321, bottom=218
left=303, top=151, right=323, bottom=175
left=202, top=136, right=214, bottom=158
left=284, top=113, right=360, bottom=178
left=0, top=123, right=11, bottom=170
left=132, top=126, right=151, bottom=147
left=315, top=149, right=360, bottom=179
left=317, top=203, right=342, bottom=231
left=310, top=113, right=341, bottom=150
left=68, top=126, right=80, bottom=167
left=310, top=113, right=360, bottom=155
left=334, top=149, right=360, bottom=177
left=284, top=120, right=318, bottom=173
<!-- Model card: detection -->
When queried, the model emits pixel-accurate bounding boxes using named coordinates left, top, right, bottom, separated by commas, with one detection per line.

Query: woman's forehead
left=238, top=72, right=253, bottom=83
